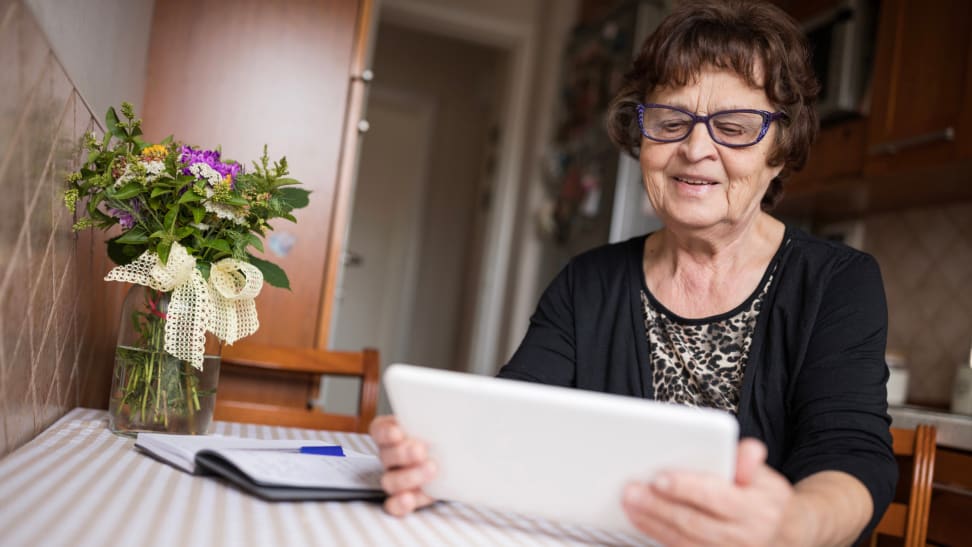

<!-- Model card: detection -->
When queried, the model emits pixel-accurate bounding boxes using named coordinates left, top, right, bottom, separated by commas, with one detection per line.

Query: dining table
left=0, top=407, right=649, bottom=546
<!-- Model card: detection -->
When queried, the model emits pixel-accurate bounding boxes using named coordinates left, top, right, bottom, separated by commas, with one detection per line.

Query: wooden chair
left=213, top=342, right=379, bottom=433
left=869, top=424, right=937, bottom=547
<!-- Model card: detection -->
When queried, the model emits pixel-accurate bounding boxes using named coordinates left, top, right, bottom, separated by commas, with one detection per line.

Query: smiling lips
left=674, top=175, right=719, bottom=186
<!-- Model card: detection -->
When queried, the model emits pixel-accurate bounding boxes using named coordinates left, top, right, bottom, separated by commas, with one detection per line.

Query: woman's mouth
left=674, top=175, right=718, bottom=186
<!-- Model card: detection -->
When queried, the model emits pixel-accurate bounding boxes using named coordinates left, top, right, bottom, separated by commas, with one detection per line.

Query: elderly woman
left=370, top=1, right=896, bottom=544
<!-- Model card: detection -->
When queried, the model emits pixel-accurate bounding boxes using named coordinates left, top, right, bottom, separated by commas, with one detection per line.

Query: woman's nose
left=679, top=122, right=718, bottom=162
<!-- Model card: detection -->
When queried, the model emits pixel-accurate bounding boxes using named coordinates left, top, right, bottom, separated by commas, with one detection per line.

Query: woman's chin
left=659, top=207, right=730, bottom=232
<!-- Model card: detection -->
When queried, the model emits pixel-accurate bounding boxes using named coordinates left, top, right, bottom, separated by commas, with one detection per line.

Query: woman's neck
left=643, top=214, right=784, bottom=318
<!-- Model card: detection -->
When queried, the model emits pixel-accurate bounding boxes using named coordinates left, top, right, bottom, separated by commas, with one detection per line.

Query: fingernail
left=653, top=474, right=671, bottom=491
left=623, top=483, right=644, bottom=505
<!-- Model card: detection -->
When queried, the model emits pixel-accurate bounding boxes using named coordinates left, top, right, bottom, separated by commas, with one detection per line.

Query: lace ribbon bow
left=104, top=242, right=263, bottom=369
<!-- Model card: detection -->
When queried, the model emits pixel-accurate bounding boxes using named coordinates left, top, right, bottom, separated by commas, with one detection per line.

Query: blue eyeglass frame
left=636, top=103, right=787, bottom=148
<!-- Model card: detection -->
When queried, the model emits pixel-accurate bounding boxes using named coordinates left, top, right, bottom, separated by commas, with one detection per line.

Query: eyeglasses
left=636, top=103, right=786, bottom=148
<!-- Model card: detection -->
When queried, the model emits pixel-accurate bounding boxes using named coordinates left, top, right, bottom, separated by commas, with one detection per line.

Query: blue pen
left=298, top=445, right=345, bottom=457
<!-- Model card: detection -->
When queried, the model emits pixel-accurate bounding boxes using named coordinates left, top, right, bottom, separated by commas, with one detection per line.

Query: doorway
left=326, top=21, right=506, bottom=415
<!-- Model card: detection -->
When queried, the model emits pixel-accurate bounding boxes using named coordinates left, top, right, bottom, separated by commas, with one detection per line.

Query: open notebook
left=135, top=433, right=385, bottom=501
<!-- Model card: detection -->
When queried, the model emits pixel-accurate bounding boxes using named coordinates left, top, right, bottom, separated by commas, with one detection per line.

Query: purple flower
left=179, top=146, right=242, bottom=186
left=108, top=207, right=136, bottom=230
left=106, top=200, right=140, bottom=230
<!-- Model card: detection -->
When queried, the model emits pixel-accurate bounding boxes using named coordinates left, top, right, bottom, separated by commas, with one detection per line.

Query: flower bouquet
left=65, top=102, right=310, bottom=435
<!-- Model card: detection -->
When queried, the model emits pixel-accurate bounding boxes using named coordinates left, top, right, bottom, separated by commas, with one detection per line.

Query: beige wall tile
left=0, top=2, right=97, bottom=457
left=864, top=201, right=972, bottom=407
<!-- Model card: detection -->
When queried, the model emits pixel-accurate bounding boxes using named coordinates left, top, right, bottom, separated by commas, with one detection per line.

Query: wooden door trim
left=316, top=0, right=375, bottom=349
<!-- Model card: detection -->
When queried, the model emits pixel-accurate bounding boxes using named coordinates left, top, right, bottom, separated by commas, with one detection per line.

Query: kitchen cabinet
left=787, top=119, right=867, bottom=195
left=864, top=0, right=972, bottom=175
left=779, top=0, right=972, bottom=220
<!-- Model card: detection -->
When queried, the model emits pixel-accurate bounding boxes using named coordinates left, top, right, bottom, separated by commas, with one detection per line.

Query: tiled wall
left=0, top=1, right=99, bottom=457
left=861, top=201, right=972, bottom=407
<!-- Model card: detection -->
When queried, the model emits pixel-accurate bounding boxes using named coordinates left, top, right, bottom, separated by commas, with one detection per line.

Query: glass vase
left=108, top=285, right=221, bottom=436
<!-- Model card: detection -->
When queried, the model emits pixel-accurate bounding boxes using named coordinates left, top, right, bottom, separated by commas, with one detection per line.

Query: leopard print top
left=641, top=269, right=775, bottom=415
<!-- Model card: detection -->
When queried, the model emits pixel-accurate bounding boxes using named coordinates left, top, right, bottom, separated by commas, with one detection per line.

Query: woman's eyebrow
left=653, top=101, right=769, bottom=113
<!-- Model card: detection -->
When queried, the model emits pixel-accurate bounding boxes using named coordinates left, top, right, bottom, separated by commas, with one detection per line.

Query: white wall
left=378, top=0, right=550, bottom=377
left=500, top=0, right=581, bottom=363
left=25, top=0, right=154, bottom=121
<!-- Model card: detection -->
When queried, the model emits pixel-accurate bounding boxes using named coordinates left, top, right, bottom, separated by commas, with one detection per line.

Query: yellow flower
left=63, top=189, right=79, bottom=213
left=140, top=144, right=169, bottom=162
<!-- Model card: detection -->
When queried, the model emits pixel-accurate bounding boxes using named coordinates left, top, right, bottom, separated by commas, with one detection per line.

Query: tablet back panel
left=384, top=364, right=738, bottom=534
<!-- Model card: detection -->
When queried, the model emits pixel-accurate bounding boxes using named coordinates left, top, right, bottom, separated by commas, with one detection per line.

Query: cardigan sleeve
left=781, top=252, right=896, bottom=537
left=497, top=263, right=577, bottom=387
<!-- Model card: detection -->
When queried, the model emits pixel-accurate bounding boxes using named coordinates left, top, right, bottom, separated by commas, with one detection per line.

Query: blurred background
left=3, top=0, right=972, bottom=439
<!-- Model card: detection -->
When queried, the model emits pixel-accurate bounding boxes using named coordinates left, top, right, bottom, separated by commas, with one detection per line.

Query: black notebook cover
left=195, top=450, right=387, bottom=502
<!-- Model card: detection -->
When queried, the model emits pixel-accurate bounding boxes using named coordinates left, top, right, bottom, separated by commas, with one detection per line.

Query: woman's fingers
left=734, top=437, right=767, bottom=486
left=369, top=415, right=404, bottom=446
left=622, top=483, right=728, bottom=546
left=384, top=490, right=438, bottom=516
left=370, top=414, right=439, bottom=516
left=378, top=438, right=428, bottom=469
left=380, top=459, right=437, bottom=495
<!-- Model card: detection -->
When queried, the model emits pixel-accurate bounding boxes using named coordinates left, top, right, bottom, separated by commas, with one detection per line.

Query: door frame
left=377, top=0, right=538, bottom=376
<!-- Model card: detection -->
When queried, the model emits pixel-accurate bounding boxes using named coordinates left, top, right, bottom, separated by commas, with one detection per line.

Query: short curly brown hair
left=606, top=0, right=819, bottom=209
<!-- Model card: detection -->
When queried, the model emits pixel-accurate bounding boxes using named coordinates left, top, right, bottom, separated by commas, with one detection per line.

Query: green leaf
left=222, top=194, right=249, bottom=207
left=204, top=239, right=233, bottom=254
left=271, top=177, right=303, bottom=188
left=246, top=233, right=264, bottom=253
left=105, top=107, right=127, bottom=139
left=158, top=240, right=173, bottom=265
left=106, top=236, right=140, bottom=266
left=281, top=213, right=297, bottom=223
left=175, top=226, right=195, bottom=240
left=246, top=254, right=290, bottom=290
left=113, top=183, right=143, bottom=200
left=150, top=187, right=170, bottom=198
left=191, top=206, right=206, bottom=224
left=277, top=187, right=310, bottom=210
left=115, top=227, right=150, bottom=244
left=86, top=150, right=100, bottom=164
left=197, top=262, right=211, bottom=281
left=164, top=207, right=178, bottom=231
left=90, top=208, right=113, bottom=224
left=105, top=107, right=120, bottom=132
left=178, top=191, right=201, bottom=204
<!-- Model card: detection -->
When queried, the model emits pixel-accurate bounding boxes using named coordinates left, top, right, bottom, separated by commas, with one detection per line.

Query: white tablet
left=383, top=363, right=739, bottom=535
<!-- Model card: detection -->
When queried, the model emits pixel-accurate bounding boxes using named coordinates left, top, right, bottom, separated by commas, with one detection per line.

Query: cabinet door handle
left=868, top=127, right=955, bottom=156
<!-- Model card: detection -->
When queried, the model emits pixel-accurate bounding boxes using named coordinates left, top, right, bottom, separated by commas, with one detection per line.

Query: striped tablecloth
left=0, top=408, right=648, bottom=546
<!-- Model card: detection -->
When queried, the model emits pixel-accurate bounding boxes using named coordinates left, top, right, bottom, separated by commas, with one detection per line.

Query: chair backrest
left=214, top=342, right=379, bottom=433
left=870, top=424, right=937, bottom=547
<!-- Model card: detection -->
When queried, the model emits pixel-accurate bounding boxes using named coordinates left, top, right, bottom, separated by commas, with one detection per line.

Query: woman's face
left=639, top=68, right=783, bottom=233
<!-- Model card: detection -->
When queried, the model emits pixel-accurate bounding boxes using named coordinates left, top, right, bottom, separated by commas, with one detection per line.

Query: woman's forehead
left=647, top=67, right=771, bottom=108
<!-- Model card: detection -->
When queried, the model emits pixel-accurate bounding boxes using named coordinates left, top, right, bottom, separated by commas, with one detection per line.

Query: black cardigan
left=498, top=225, right=896, bottom=535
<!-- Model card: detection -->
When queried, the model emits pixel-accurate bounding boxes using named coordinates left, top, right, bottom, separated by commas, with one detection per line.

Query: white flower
left=189, top=162, right=224, bottom=186
left=113, top=160, right=168, bottom=188
left=114, top=166, right=136, bottom=187
left=203, top=187, right=248, bottom=225
left=143, top=160, right=166, bottom=179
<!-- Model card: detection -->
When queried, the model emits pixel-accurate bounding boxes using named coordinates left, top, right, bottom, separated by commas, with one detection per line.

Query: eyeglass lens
left=641, top=106, right=766, bottom=146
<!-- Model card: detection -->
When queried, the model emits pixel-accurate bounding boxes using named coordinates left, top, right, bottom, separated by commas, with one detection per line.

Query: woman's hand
left=369, top=415, right=438, bottom=516
left=621, top=438, right=797, bottom=547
